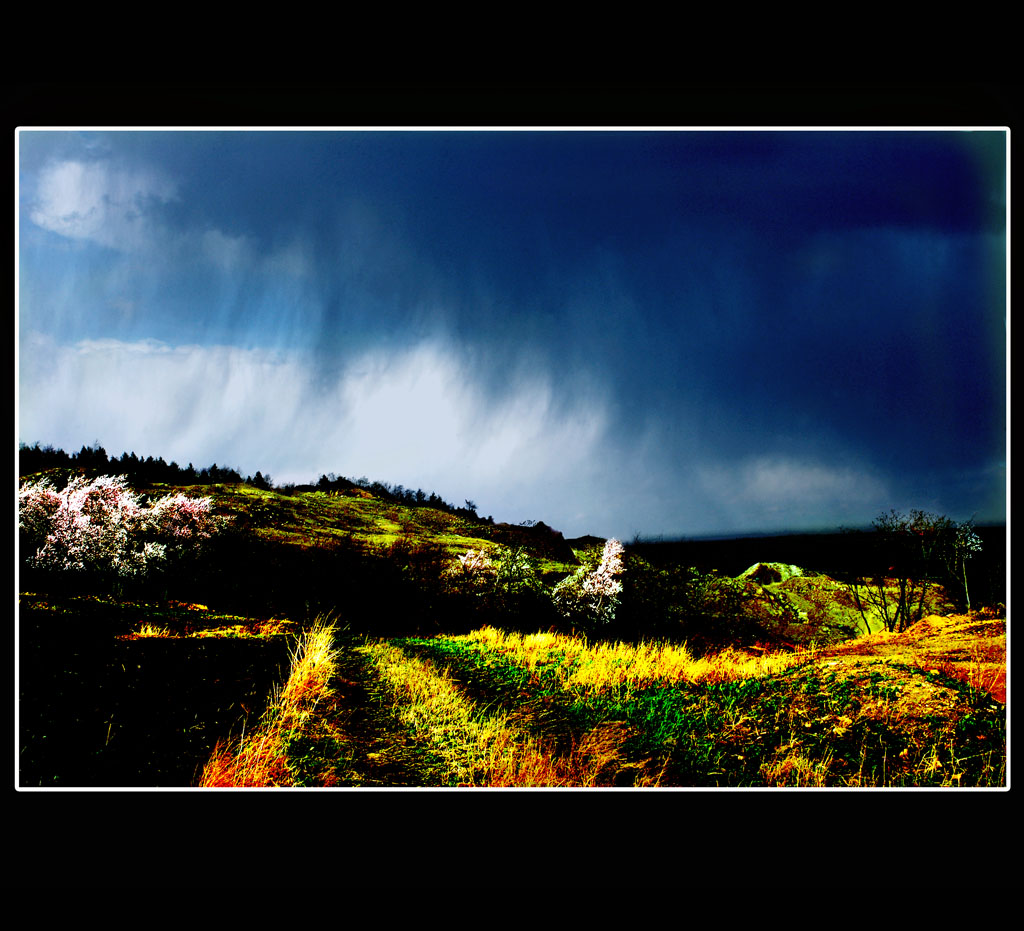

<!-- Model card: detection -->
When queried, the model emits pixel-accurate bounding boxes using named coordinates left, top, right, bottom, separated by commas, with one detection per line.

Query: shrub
left=492, top=545, right=552, bottom=628
left=613, top=555, right=797, bottom=648
left=18, top=473, right=224, bottom=587
left=614, top=555, right=691, bottom=637
left=444, top=545, right=552, bottom=631
left=493, top=546, right=544, bottom=601
left=941, top=520, right=983, bottom=611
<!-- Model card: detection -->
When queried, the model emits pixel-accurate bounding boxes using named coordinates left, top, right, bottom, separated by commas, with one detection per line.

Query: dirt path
left=322, top=639, right=447, bottom=786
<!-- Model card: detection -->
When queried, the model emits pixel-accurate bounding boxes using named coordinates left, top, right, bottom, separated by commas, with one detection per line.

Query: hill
left=17, top=471, right=1006, bottom=788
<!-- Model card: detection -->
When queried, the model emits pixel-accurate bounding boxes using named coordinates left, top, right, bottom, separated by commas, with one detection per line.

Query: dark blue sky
left=17, top=128, right=1007, bottom=539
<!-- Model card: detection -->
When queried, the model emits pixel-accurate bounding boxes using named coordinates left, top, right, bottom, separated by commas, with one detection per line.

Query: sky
left=16, top=128, right=1007, bottom=540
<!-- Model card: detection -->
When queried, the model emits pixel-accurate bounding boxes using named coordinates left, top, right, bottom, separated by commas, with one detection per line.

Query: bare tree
left=849, top=510, right=971, bottom=634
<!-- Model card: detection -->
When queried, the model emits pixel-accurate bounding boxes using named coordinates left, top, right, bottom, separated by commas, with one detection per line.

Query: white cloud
left=17, top=336, right=615, bottom=528
left=743, top=456, right=885, bottom=503
left=74, top=337, right=173, bottom=355
left=697, top=454, right=890, bottom=531
left=27, top=157, right=308, bottom=283
left=29, top=159, right=178, bottom=251
left=18, top=330, right=914, bottom=537
left=316, top=343, right=612, bottom=504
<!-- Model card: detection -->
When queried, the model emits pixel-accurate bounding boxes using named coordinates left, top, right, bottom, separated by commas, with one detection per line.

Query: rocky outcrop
left=739, top=562, right=804, bottom=585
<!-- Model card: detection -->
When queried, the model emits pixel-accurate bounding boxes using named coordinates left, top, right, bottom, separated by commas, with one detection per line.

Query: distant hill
left=630, top=527, right=1005, bottom=609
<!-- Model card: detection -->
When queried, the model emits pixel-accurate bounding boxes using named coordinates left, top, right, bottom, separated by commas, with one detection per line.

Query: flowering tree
left=445, top=547, right=496, bottom=594
left=18, top=473, right=223, bottom=585
left=445, top=544, right=550, bottom=628
left=449, top=546, right=541, bottom=597
left=942, top=520, right=983, bottom=612
left=456, top=548, right=495, bottom=577
left=552, top=538, right=626, bottom=630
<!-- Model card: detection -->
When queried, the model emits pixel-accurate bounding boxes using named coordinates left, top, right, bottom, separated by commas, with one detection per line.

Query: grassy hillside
left=17, top=474, right=1007, bottom=789
left=153, top=480, right=581, bottom=585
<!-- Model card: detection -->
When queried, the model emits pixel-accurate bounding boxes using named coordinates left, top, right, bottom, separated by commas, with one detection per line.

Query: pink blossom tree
left=18, top=474, right=224, bottom=585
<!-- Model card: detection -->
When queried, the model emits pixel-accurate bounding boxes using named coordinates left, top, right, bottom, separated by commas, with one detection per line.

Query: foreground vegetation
left=197, top=615, right=1004, bottom=788
left=17, top=463, right=1007, bottom=789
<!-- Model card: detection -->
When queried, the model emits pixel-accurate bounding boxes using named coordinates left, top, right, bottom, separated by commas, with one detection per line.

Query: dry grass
left=198, top=616, right=340, bottom=787
left=760, top=748, right=834, bottom=787
left=198, top=713, right=293, bottom=788
left=824, top=612, right=1007, bottom=703
left=119, top=616, right=295, bottom=640
left=190, top=617, right=295, bottom=639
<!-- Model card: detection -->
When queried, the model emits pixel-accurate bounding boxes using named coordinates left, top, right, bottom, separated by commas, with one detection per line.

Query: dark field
left=18, top=600, right=291, bottom=788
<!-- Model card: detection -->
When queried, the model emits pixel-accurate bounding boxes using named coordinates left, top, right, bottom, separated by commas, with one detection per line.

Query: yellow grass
left=190, top=617, right=295, bottom=638
left=120, top=616, right=295, bottom=640
left=458, top=626, right=807, bottom=697
left=198, top=616, right=340, bottom=787
left=760, top=748, right=834, bottom=787
left=360, top=640, right=656, bottom=786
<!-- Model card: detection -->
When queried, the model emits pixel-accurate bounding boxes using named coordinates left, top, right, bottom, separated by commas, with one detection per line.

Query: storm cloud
left=17, top=129, right=1007, bottom=539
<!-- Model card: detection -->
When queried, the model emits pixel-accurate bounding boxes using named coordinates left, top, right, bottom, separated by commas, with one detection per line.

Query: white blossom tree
left=552, top=538, right=626, bottom=630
